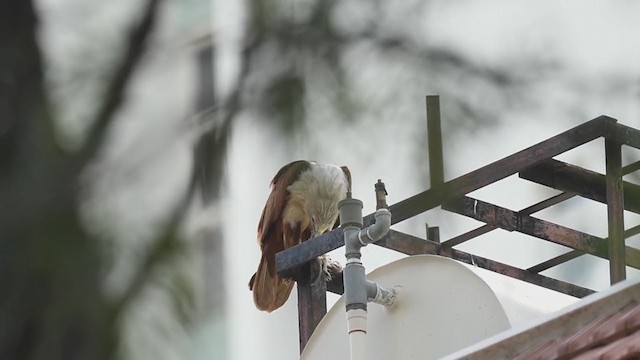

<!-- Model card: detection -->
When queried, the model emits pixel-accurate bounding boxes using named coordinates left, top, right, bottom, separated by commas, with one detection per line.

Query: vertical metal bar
left=606, top=131, right=626, bottom=284
left=297, top=263, right=327, bottom=354
left=426, top=95, right=445, bottom=188
left=375, top=179, right=388, bottom=210
left=427, top=226, right=440, bottom=243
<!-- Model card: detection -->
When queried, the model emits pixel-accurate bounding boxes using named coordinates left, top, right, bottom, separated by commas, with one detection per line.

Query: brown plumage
left=249, top=160, right=351, bottom=312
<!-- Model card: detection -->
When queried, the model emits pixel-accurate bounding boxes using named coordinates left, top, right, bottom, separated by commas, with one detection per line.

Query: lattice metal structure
left=275, top=96, right=640, bottom=353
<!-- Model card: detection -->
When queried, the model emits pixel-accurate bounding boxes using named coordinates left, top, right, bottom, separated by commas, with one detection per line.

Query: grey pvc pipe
left=339, top=194, right=397, bottom=360
left=357, top=209, right=391, bottom=245
left=339, top=196, right=395, bottom=312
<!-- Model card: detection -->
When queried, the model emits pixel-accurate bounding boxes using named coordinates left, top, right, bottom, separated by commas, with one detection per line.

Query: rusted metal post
left=297, top=262, right=327, bottom=354
left=605, top=131, right=626, bottom=284
left=375, top=179, right=388, bottom=210
left=427, top=96, right=445, bottom=188
left=427, top=226, right=440, bottom=243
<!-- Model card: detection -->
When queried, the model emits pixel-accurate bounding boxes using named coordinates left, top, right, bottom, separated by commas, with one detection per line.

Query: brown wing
left=250, top=160, right=311, bottom=311
left=257, top=160, right=311, bottom=249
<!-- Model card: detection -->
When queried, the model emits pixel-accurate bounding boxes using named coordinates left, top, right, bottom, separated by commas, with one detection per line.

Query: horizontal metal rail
left=440, top=192, right=576, bottom=249
left=441, top=224, right=495, bottom=248
left=323, top=230, right=594, bottom=298
left=520, top=159, right=640, bottom=214
left=527, top=251, right=584, bottom=273
left=623, top=160, right=640, bottom=176
left=443, top=196, right=640, bottom=270
left=527, top=223, right=640, bottom=273
left=381, top=231, right=594, bottom=298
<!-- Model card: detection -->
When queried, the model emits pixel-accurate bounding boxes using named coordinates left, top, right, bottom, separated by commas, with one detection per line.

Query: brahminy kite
left=249, top=160, right=351, bottom=312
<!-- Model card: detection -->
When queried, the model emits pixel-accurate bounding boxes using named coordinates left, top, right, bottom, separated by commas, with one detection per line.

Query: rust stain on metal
left=520, top=159, right=640, bottom=214
left=296, top=262, right=327, bottom=354
left=444, top=196, right=640, bottom=270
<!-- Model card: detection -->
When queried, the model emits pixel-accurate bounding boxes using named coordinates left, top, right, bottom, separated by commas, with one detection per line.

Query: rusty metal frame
left=519, top=159, right=640, bottom=214
left=275, top=96, right=640, bottom=353
left=442, top=196, right=640, bottom=269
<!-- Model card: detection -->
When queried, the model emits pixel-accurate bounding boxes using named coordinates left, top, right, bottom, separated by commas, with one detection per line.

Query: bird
left=249, top=160, right=352, bottom=312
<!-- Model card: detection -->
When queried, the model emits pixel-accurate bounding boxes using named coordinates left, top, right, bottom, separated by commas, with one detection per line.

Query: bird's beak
left=311, top=226, right=328, bottom=239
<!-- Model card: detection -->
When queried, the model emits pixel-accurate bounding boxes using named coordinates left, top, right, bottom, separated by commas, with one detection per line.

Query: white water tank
left=301, top=255, right=578, bottom=360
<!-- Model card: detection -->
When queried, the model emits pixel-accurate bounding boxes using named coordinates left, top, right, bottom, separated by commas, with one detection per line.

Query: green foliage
left=261, top=72, right=306, bottom=133
left=0, top=0, right=171, bottom=359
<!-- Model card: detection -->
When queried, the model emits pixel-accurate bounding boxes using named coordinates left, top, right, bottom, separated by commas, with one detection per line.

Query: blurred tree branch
left=77, top=0, right=161, bottom=167
left=192, top=31, right=258, bottom=201
left=0, top=0, right=173, bottom=359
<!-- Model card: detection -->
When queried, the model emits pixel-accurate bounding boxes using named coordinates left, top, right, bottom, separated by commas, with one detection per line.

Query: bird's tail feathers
left=250, top=253, right=294, bottom=312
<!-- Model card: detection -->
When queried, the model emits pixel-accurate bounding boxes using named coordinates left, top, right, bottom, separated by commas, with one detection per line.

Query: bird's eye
left=311, top=216, right=316, bottom=224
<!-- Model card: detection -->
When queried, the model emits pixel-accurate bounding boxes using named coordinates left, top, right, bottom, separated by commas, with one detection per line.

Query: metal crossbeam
left=379, top=230, right=594, bottom=298
left=520, top=159, right=640, bottom=214
left=441, top=247, right=594, bottom=298
left=519, top=192, right=576, bottom=215
left=442, top=196, right=640, bottom=270
left=441, top=225, right=496, bottom=248
left=440, top=192, right=576, bottom=249
left=527, top=224, right=640, bottom=273
left=324, top=229, right=597, bottom=299
left=623, top=160, right=640, bottom=176
left=527, top=251, right=584, bottom=273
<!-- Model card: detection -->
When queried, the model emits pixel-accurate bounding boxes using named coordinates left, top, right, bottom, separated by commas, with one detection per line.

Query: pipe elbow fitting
left=358, top=208, right=391, bottom=245
left=370, top=208, right=391, bottom=239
